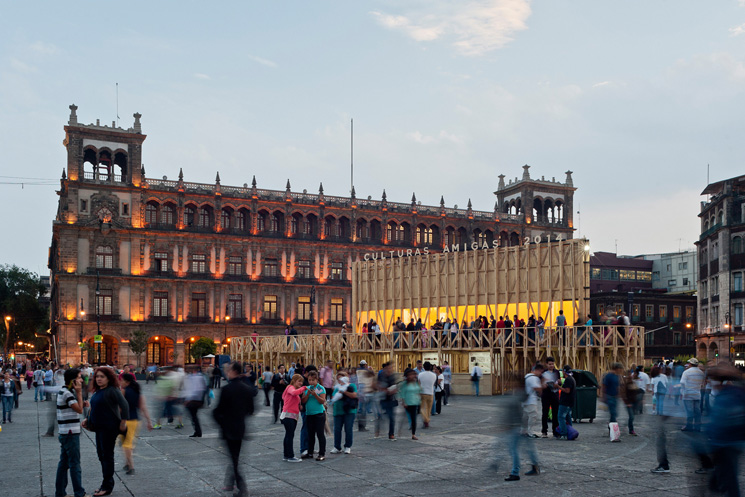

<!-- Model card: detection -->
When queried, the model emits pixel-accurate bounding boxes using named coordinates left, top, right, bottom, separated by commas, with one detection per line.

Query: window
left=303, top=218, right=313, bottom=235
left=666, top=264, right=672, bottom=272
left=678, top=262, right=688, bottom=270
left=263, top=295, right=278, bottom=320
left=683, top=278, right=689, bottom=286
left=645, top=305, right=654, bottom=322
left=686, top=306, right=694, bottom=319
left=271, top=214, right=281, bottom=233
left=637, top=271, right=652, bottom=281
left=668, top=280, right=677, bottom=287
left=198, top=207, right=211, bottom=228
left=297, top=260, right=311, bottom=279
left=616, top=304, right=624, bottom=313
left=712, top=306, right=719, bottom=327
left=96, top=289, right=112, bottom=316
left=161, top=204, right=175, bottom=225
left=221, top=210, right=231, bottom=230
left=590, top=268, right=601, bottom=280
left=601, top=269, right=619, bottom=280
left=734, top=236, right=744, bottom=255
left=236, top=211, right=247, bottom=231
left=291, top=216, right=299, bottom=234
left=298, top=296, right=311, bottom=321
left=735, top=273, right=743, bottom=292
left=257, top=213, right=266, bottom=231
left=712, top=276, right=719, bottom=296
left=227, top=256, right=242, bottom=276
left=736, top=304, right=744, bottom=326
left=330, top=262, right=344, bottom=280
left=184, top=206, right=196, bottom=226
left=146, top=342, right=160, bottom=364
left=673, top=306, right=681, bottom=323
left=645, top=332, right=654, bottom=346
left=701, top=248, right=708, bottom=263
left=145, top=203, right=158, bottom=224
left=444, top=230, right=452, bottom=247
left=191, top=254, right=206, bottom=273
left=95, top=246, right=114, bottom=269
left=597, top=304, right=605, bottom=316
left=153, top=291, right=168, bottom=317
left=330, top=298, right=344, bottom=323
left=154, top=252, right=169, bottom=272
left=687, top=333, right=694, bottom=345
left=701, top=281, right=708, bottom=299
left=659, top=306, right=668, bottom=320
left=122, top=203, right=129, bottom=216
left=620, top=270, right=636, bottom=281
left=264, top=258, right=278, bottom=277
left=712, top=242, right=719, bottom=260
left=191, top=293, right=206, bottom=317
left=673, top=332, right=682, bottom=346
left=632, top=304, right=640, bottom=322
left=80, top=199, right=88, bottom=212
left=418, top=227, right=434, bottom=245
left=227, top=294, right=242, bottom=319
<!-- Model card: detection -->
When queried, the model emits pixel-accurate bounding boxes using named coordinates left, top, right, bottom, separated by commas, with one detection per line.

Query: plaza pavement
left=5, top=383, right=733, bottom=497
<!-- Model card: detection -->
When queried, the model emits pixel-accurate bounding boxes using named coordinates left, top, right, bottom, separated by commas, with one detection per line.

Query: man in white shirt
left=471, top=363, right=484, bottom=397
left=680, top=358, right=704, bottom=431
left=635, top=366, right=651, bottom=414
left=418, top=362, right=437, bottom=428
left=523, top=363, right=545, bottom=437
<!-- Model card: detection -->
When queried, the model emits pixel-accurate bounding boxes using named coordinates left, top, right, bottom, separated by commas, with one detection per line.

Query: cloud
left=730, top=22, right=745, bottom=36
left=29, top=41, right=59, bottom=55
left=247, top=54, right=278, bottom=68
left=193, top=73, right=210, bottom=80
left=370, top=0, right=532, bottom=56
left=407, top=130, right=464, bottom=145
left=9, top=58, right=37, bottom=74
left=592, top=81, right=611, bottom=88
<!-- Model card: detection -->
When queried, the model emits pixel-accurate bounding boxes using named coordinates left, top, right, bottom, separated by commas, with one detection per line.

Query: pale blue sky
left=3, top=1, right=745, bottom=273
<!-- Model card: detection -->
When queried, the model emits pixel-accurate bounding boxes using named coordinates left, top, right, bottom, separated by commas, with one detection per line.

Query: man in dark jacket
left=213, top=361, right=254, bottom=497
left=271, top=365, right=289, bottom=423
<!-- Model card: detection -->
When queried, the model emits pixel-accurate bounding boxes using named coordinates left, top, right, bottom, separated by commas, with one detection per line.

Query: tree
left=0, top=265, right=49, bottom=362
left=189, top=337, right=217, bottom=362
left=128, top=329, right=149, bottom=368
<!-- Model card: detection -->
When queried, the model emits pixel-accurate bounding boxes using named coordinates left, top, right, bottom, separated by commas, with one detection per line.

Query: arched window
left=145, top=202, right=158, bottom=225
left=221, top=209, right=232, bottom=230
left=184, top=205, right=196, bottom=227
left=96, top=246, right=114, bottom=269
left=198, top=207, right=212, bottom=228
left=734, top=236, right=743, bottom=255
left=271, top=213, right=281, bottom=232
left=236, top=209, right=249, bottom=232
left=161, top=204, right=175, bottom=225
left=257, top=211, right=268, bottom=232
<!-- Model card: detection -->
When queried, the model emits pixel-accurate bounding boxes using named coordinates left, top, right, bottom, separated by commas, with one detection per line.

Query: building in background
left=642, top=250, right=698, bottom=294
left=696, top=174, right=745, bottom=365
left=589, top=252, right=653, bottom=293
left=48, top=105, right=576, bottom=366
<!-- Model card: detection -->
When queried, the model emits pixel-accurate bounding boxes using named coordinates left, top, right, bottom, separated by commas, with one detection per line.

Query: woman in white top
left=650, top=365, right=669, bottom=415
left=434, top=366, right=445, bottom=415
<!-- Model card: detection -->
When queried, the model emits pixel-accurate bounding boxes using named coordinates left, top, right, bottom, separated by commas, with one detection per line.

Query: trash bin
left=569, top=369, right=599, bottom=423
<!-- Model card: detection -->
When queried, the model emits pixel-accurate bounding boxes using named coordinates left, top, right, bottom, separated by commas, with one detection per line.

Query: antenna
left=351, top=118, right=354, bottom=195
left=615, top=239, right=618, bottom=255
left=116, top=82, right=120, bottom=127
left=576, top=202, right=581, bottom=238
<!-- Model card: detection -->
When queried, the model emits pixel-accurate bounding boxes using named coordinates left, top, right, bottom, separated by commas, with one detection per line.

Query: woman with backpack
left=330, top=371, right=358, bottom=453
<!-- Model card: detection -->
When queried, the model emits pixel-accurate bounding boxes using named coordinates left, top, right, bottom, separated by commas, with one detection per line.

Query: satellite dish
left=368, top=196, right=372, bottom=200
left=243, top=183, right=248, bottom=188
left=454, top=204, right=458, bottom=209
left=303, top=189, right=307, bottom=194
left=162, top=175, right=167, bottom=180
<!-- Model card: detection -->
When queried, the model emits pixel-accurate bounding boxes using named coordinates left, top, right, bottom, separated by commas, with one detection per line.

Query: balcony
left=699, top=223, right=722, bottom=241
left=97, top=314, right=120, bottom=322
left=143, top=223, right=179, bottom=232
left=187, top=316, right=210, bottom=323
left=184, top=225, right=216, bottom=234
left=82, top=171, right=125, bottom=184
left=86, top=267, right=122, bottom=275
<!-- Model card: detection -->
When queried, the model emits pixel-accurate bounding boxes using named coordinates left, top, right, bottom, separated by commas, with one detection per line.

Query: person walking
left=418, top=362, right=436, bottom=428
left=271, top=365, right=290, bottom=424
left=330, top=371, right=358, bottom=453
left=261, top=366, right=273, bottom=407
left=399, top=368, right=422, bottom=440
left=213, top=362, right=255, bottom=497
left=119, top=373, right=153, bottom=475
left=301, top=371, right=327, bottom=461
left=540, top=357, right=560, bottom=438
left=442, top=361, right=452, bottom=406
left=471, top=363, right=483, bottom=397
left=183, top=366, right=207, bottom=438
left=55, top=368, right=89, bottom=497
left=602, top=363, right=626, bottom=441
left=522, top=363, right=544, bottom=438
left=680, top=358, right=704, bottom=431
left=280, top=374, right=307, bottom=462
left=212, top=362, right=222, bottom=389
left=82, top=367, right=129, bottom=497
left=376, top=362, right=398, bottom=440
left=44, top=364, right=54, bottom=401
left=1, top=371, right=16, bottom=423
left=504, top=373, right=541, bottom=481
left=33, top=365, right=44, bottom=402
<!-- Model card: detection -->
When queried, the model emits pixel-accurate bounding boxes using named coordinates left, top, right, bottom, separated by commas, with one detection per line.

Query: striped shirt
left=57, top=386, right=81, bottom=435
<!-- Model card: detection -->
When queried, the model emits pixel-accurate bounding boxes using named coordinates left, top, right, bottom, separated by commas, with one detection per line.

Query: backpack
left=342, top=385, right=359, bottom=413
left=471, top=371, right=479, bottom=382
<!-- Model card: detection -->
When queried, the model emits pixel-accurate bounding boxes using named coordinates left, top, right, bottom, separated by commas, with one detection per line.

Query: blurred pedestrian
left=120, top=373, right=153, bottom=475
left=681, top=358, right=704, bottom=432
left=399, top=368, right=421, bottom=440
left=557, top=365, right=576, bottom=439
left=504, top=373, right=540, bottom=481
left=261, top=366, right=273, bottom=407
left=522, top=363, right=544, bottom=437
left=183, top=366, right=207, bottom=438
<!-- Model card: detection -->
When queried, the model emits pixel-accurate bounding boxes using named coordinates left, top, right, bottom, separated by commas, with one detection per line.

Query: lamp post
left=224, top=309, right=230, bottom=355
left=3, top=316, right=12, bottom=365
left=95, top=271, right=101, bottom=365
left=79, top=298, right=86, bottom=363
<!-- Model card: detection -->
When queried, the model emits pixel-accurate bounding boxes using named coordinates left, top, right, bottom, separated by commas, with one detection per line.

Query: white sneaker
left=343, top=447, right=351, bottom=454
left=300, top=450, right=308, bottom=457
left=284, top=457, right=302, bottom=463
left=330, top=448, right=342, bottom=454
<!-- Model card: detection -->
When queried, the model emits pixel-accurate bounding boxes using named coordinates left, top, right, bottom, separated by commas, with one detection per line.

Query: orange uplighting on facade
left=154, top=336, right=159, bottom=340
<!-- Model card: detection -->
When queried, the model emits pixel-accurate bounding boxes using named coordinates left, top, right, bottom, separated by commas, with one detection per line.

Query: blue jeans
left=2, top=396, right=13, bottom=421
left=334, top=413, right=355, bottom=449
left=473, top=379, right=480, bottom=396
left=684, top=399, right=702, bottom=431
left=509, top=427, right=538, bottom=476
left=607, top=396, right=618, bottom=423
left=35, top=384, right=43, bottom=401
left=299, top=411, right=308, bottom=453
left=626, top=405, right=635, bottom=433
left=56, top=434, right=85, bottom=497
left=557, top=405, right=572, bottom=437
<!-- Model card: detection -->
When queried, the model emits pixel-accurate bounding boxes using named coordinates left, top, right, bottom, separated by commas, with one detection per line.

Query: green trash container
left=569, top=369, right=598, bottom=423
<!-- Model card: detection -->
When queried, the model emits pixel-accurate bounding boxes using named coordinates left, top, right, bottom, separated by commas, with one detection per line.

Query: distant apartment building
left=642, top=251, right=698, bottom=294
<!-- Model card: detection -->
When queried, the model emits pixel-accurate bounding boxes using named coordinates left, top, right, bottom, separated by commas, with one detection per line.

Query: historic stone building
left=49, top=105, right=576, bottom=366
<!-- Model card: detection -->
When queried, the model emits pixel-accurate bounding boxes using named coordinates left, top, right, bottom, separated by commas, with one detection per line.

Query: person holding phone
left=55, top=368, right=89, bottom=497
left=302, top=371, right=327, bottom=460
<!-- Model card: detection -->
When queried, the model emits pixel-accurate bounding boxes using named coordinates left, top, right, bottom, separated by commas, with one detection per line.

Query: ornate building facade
left=49, top=105, right=576, bottom=366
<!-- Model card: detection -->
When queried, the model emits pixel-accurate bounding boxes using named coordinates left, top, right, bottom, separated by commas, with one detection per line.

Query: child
left=302, top=371, right=327, bottom=461
left=399, top=368, right=422, bottom=440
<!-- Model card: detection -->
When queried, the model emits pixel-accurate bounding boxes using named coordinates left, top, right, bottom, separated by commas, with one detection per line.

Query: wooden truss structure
left=230, top=325, right=645, bottom=394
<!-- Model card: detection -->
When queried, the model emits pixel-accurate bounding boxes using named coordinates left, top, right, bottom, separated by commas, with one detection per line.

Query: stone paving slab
left=3, top=383, right=742, bottom=496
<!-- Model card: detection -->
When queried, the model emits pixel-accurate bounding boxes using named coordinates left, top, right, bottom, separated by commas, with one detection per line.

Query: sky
left=2, top=0, right=745, bottom=275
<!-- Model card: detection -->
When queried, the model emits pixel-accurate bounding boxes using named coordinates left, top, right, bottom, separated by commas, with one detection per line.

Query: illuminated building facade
left=49, top=105, right=576, bottom=365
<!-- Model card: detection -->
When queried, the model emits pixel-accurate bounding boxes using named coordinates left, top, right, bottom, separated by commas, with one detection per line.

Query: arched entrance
left=85, top=335, right=119, bottom=365
left=709, top=343, right=719, bottom=362
left=147, top=335, right=175, bottom=366
left=184, top=336, right=206, bottom=364
left=698, top=342, right=708, bottom=360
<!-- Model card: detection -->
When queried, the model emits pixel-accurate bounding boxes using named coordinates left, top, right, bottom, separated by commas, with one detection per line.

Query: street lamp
left=3, top=316, right=12, bottom=364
